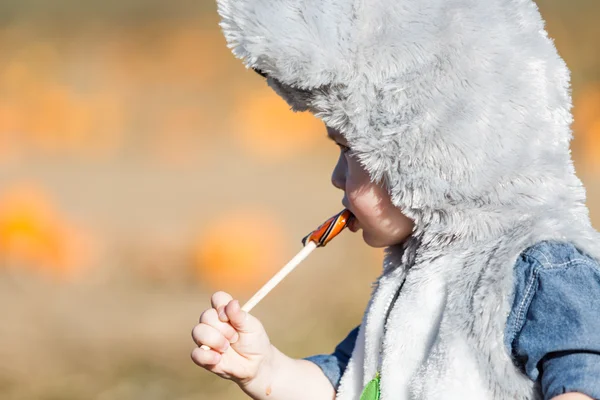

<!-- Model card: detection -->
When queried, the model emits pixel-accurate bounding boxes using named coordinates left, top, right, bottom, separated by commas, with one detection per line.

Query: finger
left=199, top=308, right=240, bottom=343
left=191, top=324, right=230, bottom=353
left=211, top=291, right=234, bottom=322
left=191, top=346, right=222, bottom=367
left=211, top=291, right=234, bottom=310
left=225, top=300, right=259, bottom=334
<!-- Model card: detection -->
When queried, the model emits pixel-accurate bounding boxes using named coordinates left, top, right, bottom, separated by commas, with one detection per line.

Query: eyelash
left=337, top=143, right=351, bottom=154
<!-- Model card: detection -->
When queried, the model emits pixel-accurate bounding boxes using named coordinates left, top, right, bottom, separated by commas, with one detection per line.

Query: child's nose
left=331, top=160, right=345, bottom=191
left=331, top=175, right=344, bottom=191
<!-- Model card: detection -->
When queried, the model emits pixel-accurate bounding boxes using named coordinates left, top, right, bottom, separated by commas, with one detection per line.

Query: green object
left=359, top=372, right=381, bottom=400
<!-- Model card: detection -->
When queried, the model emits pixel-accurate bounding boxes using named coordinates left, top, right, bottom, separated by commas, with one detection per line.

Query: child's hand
left=191, top=291, right=274, bottom=387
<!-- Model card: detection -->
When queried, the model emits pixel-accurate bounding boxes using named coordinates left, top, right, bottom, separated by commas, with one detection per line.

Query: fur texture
left=217, top=0, right=600, bottom=398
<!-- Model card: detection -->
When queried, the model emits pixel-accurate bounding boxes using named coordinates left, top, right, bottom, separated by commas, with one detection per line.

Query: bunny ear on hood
left=217, top=0, right=598, bottom=251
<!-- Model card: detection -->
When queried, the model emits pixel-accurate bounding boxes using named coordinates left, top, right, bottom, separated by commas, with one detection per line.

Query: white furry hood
left=216, top=0, right=593, bottom=246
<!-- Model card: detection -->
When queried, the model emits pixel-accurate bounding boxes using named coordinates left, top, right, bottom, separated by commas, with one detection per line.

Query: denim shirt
left=306, top=241, right=600, bottom=400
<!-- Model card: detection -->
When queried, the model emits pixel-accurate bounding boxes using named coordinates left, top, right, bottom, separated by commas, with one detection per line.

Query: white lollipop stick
left=241, top=240, right=317, bottom=312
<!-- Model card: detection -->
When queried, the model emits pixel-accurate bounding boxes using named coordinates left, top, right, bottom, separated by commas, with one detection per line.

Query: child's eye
left=337, top=143, right=351, bottom=154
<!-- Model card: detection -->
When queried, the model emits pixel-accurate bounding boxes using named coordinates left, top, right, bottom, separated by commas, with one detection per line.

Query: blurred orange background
left=0, top=1, right=598, bottom=399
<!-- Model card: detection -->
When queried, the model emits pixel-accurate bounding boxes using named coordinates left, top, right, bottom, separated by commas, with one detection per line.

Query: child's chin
left=362, top=232, right=388, bottom=248
left=363, top=231, right=408, bottom=248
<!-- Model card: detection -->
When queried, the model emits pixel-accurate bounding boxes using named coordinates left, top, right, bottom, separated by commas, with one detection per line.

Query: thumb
left=225, top=300, right=259, bottom=334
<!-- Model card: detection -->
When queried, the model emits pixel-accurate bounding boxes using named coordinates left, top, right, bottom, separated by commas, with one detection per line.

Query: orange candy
left=302, top=209, right=354, bottom=247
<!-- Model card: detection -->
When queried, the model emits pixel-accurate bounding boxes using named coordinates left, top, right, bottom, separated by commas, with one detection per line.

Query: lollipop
left=200, top=209, right=353, bottom=351
left=301, top=209, right=354, bottom=248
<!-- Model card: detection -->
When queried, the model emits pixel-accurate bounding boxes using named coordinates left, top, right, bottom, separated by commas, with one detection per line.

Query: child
left=191, top=0, right=600, bottom=398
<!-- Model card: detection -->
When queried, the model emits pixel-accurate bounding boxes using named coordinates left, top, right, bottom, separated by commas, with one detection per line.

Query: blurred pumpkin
left=0, top=184, right=92, bottom=279
left=0, top=102, right=23, bottom=163
left=0, top=101, right=24, bottom=135
left=232, top=86, right=324, bottom=162
left=194, top=209, right=288, bottom=294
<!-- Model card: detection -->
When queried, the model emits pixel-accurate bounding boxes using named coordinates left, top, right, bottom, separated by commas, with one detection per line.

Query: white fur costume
left=216, top=0, right=600, bottom=398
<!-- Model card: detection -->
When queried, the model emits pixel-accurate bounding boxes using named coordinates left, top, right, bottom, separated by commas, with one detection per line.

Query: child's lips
left=342, top=200, right=358, bottom=231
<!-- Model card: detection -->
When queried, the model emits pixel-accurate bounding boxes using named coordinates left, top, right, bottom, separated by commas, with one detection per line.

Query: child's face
left=328, top=127, right=415, bottom=248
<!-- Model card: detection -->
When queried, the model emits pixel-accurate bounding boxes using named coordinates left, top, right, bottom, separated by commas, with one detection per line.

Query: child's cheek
left=347, top=185, right=382, bottom=219
left=346, top=159, right=381, bottom=217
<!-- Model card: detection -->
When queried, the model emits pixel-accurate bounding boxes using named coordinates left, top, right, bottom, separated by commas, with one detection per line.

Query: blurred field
left=0, top=1, right=599, bottom=399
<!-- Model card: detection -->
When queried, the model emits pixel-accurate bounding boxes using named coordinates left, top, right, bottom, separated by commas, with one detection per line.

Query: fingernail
left=231, top=332, right=239, bottom=344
